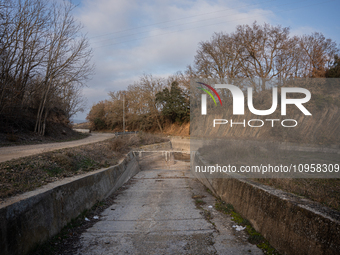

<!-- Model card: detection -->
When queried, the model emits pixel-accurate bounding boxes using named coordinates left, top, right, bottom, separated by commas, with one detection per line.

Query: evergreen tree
left=325, top=55, right=340, bottom=78
left=156, top=81, right=189, bottom=123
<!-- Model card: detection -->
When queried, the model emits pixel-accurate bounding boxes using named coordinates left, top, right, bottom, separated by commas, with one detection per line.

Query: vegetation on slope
left=0, top=0, right=93, bottom=137
left=0, top=133, right=168, bottom=202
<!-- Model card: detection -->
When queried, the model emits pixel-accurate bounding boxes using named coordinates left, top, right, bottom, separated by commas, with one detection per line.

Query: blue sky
left=70, top=0, right=340, bottom=121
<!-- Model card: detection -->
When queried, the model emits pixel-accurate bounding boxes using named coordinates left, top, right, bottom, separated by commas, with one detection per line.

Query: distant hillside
left=71, top=119, right=87, bottom=124
left=73, top=122, right=91, bottom=129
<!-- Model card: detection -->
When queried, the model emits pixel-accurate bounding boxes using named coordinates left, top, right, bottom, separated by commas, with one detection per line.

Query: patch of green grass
left=195, top=199, right=206, bottom=207
left=92, top=200, right=106, bottom=209
left=192, top=195, right=215, bottom=225
left=215, top=200, right=234, bottom=214
left=205, top=188, right=214, bottom=195
left=215, top=199, right=280, bottom=255
left=44, top=166, right=63, bottom=176
left=76, top=156, right=96, bottom=171
left=231, top=211, right=250, bottom=226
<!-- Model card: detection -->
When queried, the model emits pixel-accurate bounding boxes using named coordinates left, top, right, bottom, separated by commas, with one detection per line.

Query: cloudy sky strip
left=70, top=0, right=339, bottom=120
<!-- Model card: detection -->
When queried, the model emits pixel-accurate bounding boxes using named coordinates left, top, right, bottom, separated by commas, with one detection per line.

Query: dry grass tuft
left=108, top=136, right=126, bottom=152
left=108, top=133, right=167, bottom=153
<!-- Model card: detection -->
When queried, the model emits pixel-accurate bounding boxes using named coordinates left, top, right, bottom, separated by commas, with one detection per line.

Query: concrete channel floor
left=75, top=163, right=263, bottom=255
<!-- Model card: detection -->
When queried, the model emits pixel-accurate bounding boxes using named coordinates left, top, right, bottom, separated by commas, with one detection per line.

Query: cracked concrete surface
left=75, top=161, right=263, bottom=255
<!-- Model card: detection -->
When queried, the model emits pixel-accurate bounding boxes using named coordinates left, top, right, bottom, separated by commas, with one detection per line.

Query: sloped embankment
left=193, top=151, right=340, bottom=255
left=191, top=102, right=340, bottom=145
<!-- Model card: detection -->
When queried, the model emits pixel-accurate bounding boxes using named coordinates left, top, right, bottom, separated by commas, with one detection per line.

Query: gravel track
left=0, top=133, right=115, bottom=163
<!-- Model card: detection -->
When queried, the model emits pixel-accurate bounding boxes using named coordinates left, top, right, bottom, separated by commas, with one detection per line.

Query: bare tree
left=299, top=32, right=338, bottom=77
left=34, top=0, right=93, bottom=135
left=235, top=22, right=294, bottom=91
left=0, top=0, right=93, bottom=134
left=138, top=74, right=166, bottom=132
left=190, top=21, right=339, bottom=90
left=56, top=80, right=87, bottom=119
left=0, top=0, right=48, bottom=114
left=192, top=32, right=242, bottom=82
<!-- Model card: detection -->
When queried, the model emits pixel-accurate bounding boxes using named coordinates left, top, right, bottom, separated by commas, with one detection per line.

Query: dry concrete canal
left=74, top=156, right=263, bottom=254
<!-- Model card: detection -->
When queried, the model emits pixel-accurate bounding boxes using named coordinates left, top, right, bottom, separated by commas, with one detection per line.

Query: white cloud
left=73, top=0, right=274, bottom=120
left=77, top=0, right=137, bottom=34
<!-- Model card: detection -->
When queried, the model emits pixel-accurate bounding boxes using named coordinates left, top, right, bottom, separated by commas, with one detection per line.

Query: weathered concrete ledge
left=186, top=137, right=340, bottom=154
left=137, top=140, right=172, bottom=151
left=0, top=151, right=140, bottom=255
left=73, top=128, right=90, bottom=133
left=192, top=152, right=340, bottom=255
left=170, top=137, right=190, bottom=151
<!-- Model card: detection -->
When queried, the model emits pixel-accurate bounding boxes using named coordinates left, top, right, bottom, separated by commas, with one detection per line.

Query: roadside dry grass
left=0, top=133, right=168, bottom=202
left=198, top=141, right=340, bottom=211
left=0, top=129, right=90, bottom=147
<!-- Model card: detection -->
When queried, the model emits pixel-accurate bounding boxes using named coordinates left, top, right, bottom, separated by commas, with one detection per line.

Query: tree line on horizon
left=0, top=0, right=93, bottom=135
left=87, top=22, right=339, bottom=132
left=86, top=74, right=190, bottom=132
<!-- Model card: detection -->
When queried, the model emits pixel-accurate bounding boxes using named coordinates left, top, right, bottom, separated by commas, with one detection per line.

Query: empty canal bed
left=73, top=160, right=263, bottom=255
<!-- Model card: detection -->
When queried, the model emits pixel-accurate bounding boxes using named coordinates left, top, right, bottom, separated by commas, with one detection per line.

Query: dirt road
left=0, top=133, right=115, bottom=163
